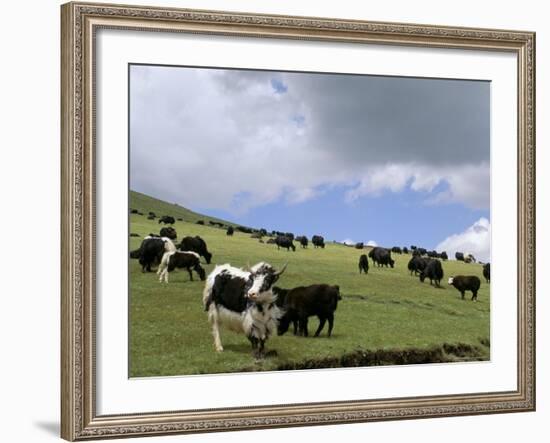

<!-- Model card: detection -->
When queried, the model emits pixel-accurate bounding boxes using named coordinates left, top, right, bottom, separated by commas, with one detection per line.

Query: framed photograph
left=61, top=1, right=536, bottom=440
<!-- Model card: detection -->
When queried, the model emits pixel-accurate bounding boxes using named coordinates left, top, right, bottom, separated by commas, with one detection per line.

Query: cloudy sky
left=130, top=65, right=491, bottom=261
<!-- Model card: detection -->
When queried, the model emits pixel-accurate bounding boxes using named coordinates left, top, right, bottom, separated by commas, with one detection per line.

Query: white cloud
left=366, top=240, right=378, bottom=247
left=345, top=163, right=489, bottom=210
left=435, top=218, right=491, bottom=262
left=130, top=66, right=490, bottom=213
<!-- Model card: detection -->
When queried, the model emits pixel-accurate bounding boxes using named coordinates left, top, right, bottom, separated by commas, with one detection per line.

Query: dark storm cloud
left=288, top=73, right=489, bottom=165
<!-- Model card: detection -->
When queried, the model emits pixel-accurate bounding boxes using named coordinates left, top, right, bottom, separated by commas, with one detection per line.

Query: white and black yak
left=157, top=250, right=206, bottom=283
left=202, top=262, right=286, bottom=358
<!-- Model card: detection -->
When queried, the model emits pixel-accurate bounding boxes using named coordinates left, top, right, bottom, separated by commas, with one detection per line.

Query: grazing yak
left=274, top=284, right=341, bottom=337
left=130, top=208, right=138, bottom=214
left=403, top=247, right=409, bottom=254
left=419, top=259, right=444, bottom=287
left=355, top=242, right=364, bottom=249
left=178, top=236, right=212, bottom=264
left=408, top=256, right=429, bottom=275
left=455, top=252, right=465, bottom=261
left=226, top=226, right=234, bottom=236
left=296, top=236, right=308, bottom=248
left=159, top=227, right=177, bottom=240
left=483, top=263, right=491, bottom=283
left=196, top=220, right=205, bottom=225
left=147, top=214, right=155, bottom=220
left=203, top=262, right=287, bottom=358
left=130, top=236, right=176, bottom=272
left=358, top=254, right=369, bottom=274
left=275, top=235, right=296, bottom=251
left=130, top=233, right=140, bottom=237
left=391, top=246, right=402, bottom=254
left=158, top=215, right=175, bottom=225
left=448, top=275, right=481, bottom=301
left=417, top=247, right=427, bottom=256
left=158, top=250, right=206, bottom=283
left=312, top=235, right=325, bottom=248
left=369, top=247, right=395, bottom=268
left=440, top=251, right=448, bottom=260
left=464, top=253, right=477, bottom=264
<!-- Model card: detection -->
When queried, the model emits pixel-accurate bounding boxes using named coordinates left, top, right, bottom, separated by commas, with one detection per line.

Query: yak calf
left=274, top=284, right=341, bottom=338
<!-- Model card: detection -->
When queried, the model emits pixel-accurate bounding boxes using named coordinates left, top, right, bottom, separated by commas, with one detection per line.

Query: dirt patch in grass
left=274, top=343, right=487, bottom=371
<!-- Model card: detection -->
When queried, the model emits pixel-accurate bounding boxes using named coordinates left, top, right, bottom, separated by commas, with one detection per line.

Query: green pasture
left=129, top=191, right=490, bottom=377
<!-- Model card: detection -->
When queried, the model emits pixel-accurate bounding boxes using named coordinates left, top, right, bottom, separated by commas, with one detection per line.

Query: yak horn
left=274, top=263, right=288, bottom=277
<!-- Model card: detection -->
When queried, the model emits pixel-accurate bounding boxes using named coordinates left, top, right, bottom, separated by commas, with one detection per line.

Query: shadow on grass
left=223, top=343, right=253, bottom=354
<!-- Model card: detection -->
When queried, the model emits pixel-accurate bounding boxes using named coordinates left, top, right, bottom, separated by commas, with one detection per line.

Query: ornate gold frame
left=61, top=2, right=536, bottom=440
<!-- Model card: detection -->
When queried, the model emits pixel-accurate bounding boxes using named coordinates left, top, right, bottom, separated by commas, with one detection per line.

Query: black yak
left=178, top=236, right=212, bottom=264
left=275, top=235, right=295, bottom=251
left=274, top=284, right=341, bottom=337
left=483, top=263, right=491, bottom=283
left=448, top=275, right=481, bottom=301
left=419, top=259, right=443, bottom=286
left=358, top=254, right=369, bottom=274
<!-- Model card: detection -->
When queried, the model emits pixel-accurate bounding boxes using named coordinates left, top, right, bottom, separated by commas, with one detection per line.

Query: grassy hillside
left=129, top=194, right=490, bottom=377
left=130, top=190, right=238, bottom=227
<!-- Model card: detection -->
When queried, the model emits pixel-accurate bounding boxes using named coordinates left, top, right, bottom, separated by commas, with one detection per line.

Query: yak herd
left=130, top=210, right=489, bottom=359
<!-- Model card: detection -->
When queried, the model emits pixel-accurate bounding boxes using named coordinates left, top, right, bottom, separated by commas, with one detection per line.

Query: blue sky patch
left=271, top=78, right=288, bottom=94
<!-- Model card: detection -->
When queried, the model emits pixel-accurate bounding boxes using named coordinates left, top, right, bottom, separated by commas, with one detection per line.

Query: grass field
left=129, top=191, right=490, bottom=377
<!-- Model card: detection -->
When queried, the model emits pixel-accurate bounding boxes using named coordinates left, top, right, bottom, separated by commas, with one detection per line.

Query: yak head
left=245, top=262, right=287, bottom=300
left=277, top=310, right=295, bottom=336
left=196, top=264, right=206, bottom=281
